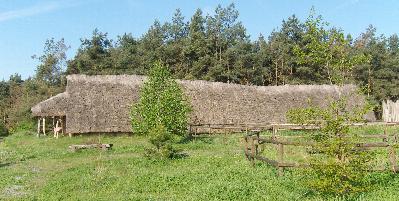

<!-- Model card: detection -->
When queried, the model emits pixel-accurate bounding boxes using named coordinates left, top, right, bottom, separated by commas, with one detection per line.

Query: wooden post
left=55, top=119, right=60, bottom=139
left=272, top=126, right=277, bottom=139
left=251, top=136, right=256, bottom=167
left=388, top=146, right=398, bottom=173
left=37, top=118, right=41, bottom=137
left=62, top=116, right=66, bottom=135
left=42, top=117, right=46, bottom=136
left=255, top=132, right=260, bottom=154
left=278, top=143, right=284, bottom=176
left=69, top=133, right=73, bottom=138
left=244, top=136, right=248, bottom=160
left=383, top=128, right=388, bottom=142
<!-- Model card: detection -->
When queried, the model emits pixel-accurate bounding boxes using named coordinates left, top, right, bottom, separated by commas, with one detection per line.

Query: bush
left=288, top=97, right=374, bottom=198
left=12, top=120, right=35, bottom=133
left=145, top=124, right=180, bottom=158
left=131, top=62, right=191, bottom=158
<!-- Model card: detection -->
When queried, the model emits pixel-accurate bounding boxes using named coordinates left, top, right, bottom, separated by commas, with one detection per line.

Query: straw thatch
left=31, top=92, right=69, bottom=117
left=31, top=74, right=375, bottom=134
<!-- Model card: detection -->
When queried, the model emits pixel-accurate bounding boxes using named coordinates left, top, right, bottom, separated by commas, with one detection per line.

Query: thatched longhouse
left=31, top=74, right=374, bottom=134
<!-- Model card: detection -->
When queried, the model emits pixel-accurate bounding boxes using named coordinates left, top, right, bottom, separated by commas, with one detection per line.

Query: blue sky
left=0, top=0, right=398, bottom=80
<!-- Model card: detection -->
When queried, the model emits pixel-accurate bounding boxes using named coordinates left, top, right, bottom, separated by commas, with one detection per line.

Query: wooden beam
left=356, top=142, right=390, bottom=148
left=253, top=155, right=279, bottom=167
left=388, top=146, right=398, bottom=173
left=256, top=136, right=316, bottom=146
left=251, top=136, right=255, bottom=167
left=62, top=116, right=66, bottom=135
left=278, top=143, right=284, bottom=176
left=42, top=117, right=46, bottom=136
left=37, top=118, right=41, bottom=137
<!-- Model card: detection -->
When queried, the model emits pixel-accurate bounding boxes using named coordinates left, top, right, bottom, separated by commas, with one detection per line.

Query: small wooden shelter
left=31, top=92, right=67, bottom=137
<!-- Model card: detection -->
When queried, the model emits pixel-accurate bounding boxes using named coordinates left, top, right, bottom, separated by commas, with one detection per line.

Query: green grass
left=0, top=129, right=399, bottom=200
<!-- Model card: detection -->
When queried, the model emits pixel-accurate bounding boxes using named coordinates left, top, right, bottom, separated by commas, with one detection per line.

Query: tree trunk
left=275, top=61, right=278, bottom=86
left=326, top=61, right=333, bottom=85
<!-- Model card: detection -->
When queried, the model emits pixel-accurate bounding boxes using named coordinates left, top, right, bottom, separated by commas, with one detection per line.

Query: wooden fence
left=189, top=122, right=399, bottom=136
left=244, top=130, right=399, bottom=176
left=383, top=100, right=399, bottom=122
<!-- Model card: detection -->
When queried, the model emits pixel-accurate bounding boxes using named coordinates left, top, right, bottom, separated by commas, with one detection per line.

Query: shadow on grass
left=171, top=152, right=189, bottom=159
left=179, top=135, right=215, bottom=144
left=0, top=162, right=12, bottom=168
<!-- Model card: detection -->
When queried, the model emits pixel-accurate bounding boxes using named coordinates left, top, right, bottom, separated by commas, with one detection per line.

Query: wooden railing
left=189, top=122, right=399, bottom=136
left=244, top=131, right=399, bottom=176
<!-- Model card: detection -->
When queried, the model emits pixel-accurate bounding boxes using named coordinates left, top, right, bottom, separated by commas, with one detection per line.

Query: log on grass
left=69, top=144, right=113, bottom=152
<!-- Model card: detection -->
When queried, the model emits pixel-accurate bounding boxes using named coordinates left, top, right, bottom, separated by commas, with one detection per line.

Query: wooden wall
left=383, top=100, right=399, bottom=122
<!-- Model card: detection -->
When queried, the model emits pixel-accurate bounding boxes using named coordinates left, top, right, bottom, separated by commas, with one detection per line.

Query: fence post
left=251, top=136, right=256, bottom=167
left=244, top=136, right=249, bottom=160
left=256, top=132, right=260, bottom=154
left=388, top=146, right=398, bottom=173
left=272, top=126, right=277, bottom=139
left=383, top=128, right=388, bottom=142
left=278, top=143, right=284, bottom=176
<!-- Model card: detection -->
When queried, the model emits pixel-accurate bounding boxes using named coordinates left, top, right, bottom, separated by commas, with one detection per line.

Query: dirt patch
left=2, top=185, right=27, bottom=198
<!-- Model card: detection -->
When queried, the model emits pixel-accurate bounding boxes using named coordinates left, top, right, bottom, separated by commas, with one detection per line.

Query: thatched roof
left=31, top=92, right=69, bottom=117
left=32, top=74, right=375, bottom=134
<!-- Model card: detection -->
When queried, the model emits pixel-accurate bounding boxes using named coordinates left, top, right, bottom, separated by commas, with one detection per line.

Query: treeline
left=66, top=5, right=398, bottom=101
left=0, top=4, right=398, bottom=134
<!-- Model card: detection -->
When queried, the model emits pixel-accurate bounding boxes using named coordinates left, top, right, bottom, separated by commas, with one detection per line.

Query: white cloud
left=0, top=1, right=79, bottom=22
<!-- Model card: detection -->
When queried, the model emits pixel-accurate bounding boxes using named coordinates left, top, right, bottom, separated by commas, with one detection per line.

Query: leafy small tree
left=288, top=97, right=375, bottom=198
left=131, top=62, right=191, bottom=158
left=294, top=8, right=368, bottom=85
left=32, top=38, right=70, bottom=86
left=288, top=8, right=375, bottom=199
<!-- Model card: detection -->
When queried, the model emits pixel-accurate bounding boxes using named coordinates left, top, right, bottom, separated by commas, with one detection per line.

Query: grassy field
left=1, top=128, right=399, bottom=200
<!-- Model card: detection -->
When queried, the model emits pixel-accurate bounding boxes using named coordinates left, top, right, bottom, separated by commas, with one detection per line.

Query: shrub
left=145, top=124, right=180, bottom=158
left=131, top=62, right=191, bottom=158
left=12, top=120, right=35, bottom=133
left=288, top=97, right=374, bottom=198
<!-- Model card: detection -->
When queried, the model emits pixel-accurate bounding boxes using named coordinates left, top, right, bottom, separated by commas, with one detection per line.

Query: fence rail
left=189, top=122, right=399, bottom=136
